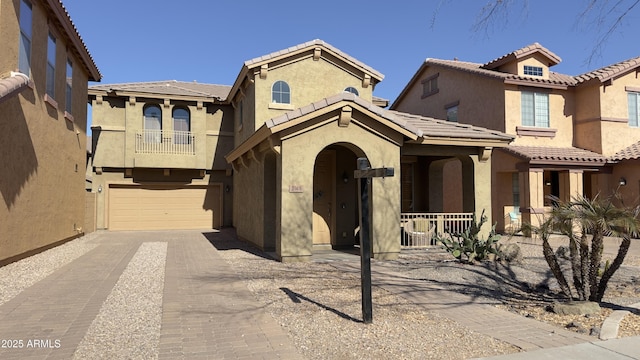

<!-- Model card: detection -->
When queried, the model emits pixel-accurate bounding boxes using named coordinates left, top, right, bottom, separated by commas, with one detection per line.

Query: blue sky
left=63, top=0, right=640, bottom=109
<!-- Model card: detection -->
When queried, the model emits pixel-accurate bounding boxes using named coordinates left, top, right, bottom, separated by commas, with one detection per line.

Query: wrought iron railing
left=400, top=212, right=474, bottom=247
left=135, top=130, right=195, bottom=155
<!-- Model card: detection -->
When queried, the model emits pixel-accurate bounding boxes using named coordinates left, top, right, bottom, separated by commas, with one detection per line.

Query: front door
left=313, top=150, right=336, bottom=246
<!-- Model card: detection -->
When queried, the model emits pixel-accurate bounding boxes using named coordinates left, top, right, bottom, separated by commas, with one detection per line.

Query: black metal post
left=357, top=157, right=373, bottom=324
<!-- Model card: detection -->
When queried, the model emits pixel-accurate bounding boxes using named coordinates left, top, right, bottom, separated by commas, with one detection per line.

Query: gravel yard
left=214, top=235, right=640, bottom=359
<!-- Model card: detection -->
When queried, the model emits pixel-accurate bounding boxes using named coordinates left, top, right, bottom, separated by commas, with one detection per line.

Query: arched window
left=344, top=87, right=359, bottom=96
left=272, top=81, right=290, bottom=104
left=173, top=107, right=190, bottom=144
left=144, top=105, right=162, bottom=143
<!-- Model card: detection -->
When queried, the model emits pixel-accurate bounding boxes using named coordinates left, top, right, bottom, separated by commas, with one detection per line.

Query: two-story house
left=90, top=40, right=513, bottom=262
left=391, top=43, right=640, bottom=231
left=0, top=0, right=101, bottom=265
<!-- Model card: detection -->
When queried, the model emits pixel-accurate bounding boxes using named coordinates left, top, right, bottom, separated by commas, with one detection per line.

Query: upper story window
left=65, top=60, right=73, bottom=114
left=18, top=0, right=32, bottom=75
left=272, top=81, right=290, bottom=104
left=524, top=65, right=543, bottom=77
left=421, top=73, right=439, bottom=98
left=173, top=107, right=191, bottom=144
left=344, top=87, right=359, bottom=96
left=629, top=92, right=640, bottom=127
left=446, top=105, right=458, bottom=122
left=144, top=105, right=162, bottom=143
left=521, top=91, right=549, bottom=127
left=46, top=33, right=56, bottom=99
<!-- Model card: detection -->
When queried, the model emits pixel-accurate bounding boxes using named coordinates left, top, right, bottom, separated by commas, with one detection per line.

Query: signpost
left=354, top=157, right=394, bottom=324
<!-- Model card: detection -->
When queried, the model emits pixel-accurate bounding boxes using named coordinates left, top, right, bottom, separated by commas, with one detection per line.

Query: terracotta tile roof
left=388, top=111, right=514, bottom=142
left=483, top=43, right=562, bottom=70
left=426, top=58, right=577, bottom=86
left=610, top=141, right=640, bottom=161
left=244, top=39, right=384, bottom=81
left=574, top=56, right=640, bottom=84
left=503, top=146, right=608, bottom=165
left=89, top=80, right=231, bottom=100
left=0, top=72, right=30, bottom=104
left=267, top=93, right=513, bottom=143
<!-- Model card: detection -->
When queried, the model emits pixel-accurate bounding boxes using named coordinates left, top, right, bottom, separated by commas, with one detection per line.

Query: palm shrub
left=528, top=194, right=640, bottom=302
left=436, top=210, right=502, bottom=263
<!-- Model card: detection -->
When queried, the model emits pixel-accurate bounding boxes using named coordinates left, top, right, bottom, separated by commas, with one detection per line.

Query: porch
left=401, top=212, right=474, bottom=248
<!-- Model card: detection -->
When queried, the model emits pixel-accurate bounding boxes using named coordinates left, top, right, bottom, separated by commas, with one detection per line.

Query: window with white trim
left=272, top=81, right=290, bottom=104
left=46, top=33, right=56, bottom=98
left=344, top=87, right=359, bottom=96
left=172, top=107, right=190, bottom=144
left=629, top=92, right=640, bottom=127
left=521, top=91, right=549, bottom=127
left=524, top=65, right=543, bottom=77
left=144, top=105, right=162, bottom=143
left=18, top=0, right=32, bottom=75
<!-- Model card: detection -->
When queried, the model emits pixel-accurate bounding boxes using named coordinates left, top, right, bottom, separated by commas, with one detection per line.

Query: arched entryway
left=312, top=143, right=365, bottom=249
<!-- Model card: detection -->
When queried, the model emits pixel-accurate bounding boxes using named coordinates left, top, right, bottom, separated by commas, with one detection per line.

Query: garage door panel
left=108, top=186, right=221, bottom=230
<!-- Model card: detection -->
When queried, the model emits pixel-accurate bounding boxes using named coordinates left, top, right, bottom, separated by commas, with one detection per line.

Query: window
left=272, top=81, right=290, bottom=104
left=65, top=60, right=73, bottom=113
left=421, top=74, right=439, bottom=98
left=18, top=0, right=32, bottom=75
left=521, top=91, right=549, bottom=127
left=344, top=87, right=359, bottom=96
left=446, top=105, right=458, bottom=122
left=173, top=107, right=190, bottom=144
left=46, top=33, right=56, bottom=99
left=512, top=173, right=520, bottom=213
left=144, top=105, right=162, bottom=143
left=524, top=65, right=543, bottom=77
left=629, top=92, right=640, bottom=127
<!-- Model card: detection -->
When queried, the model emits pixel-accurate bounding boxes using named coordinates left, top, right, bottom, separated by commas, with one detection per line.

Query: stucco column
left=470, top=154, right=492, bottom=239
left=522, top=168, right=545, bottom=228
left=561, top=170, right=583, bottom=202
left=428, top=160, right=445, bottom=212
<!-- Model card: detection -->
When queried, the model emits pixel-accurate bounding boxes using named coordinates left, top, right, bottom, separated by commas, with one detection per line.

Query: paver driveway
left=0, top=230, right=301, bottom=359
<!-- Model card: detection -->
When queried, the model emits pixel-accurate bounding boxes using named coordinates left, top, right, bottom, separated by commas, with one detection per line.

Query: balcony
left=133, top=130, right=199, bottom=169
left=135, top=130, right=195, bottom=155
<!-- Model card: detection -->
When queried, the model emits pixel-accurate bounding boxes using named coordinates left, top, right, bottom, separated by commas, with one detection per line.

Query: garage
left=107, top=185, right=221, bottom=230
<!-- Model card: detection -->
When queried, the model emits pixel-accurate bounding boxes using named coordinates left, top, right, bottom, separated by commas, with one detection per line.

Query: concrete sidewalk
left=474, top=336, right=640, bottom=359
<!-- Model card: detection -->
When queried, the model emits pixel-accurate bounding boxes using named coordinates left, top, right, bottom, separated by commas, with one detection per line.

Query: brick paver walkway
left=331, top=261, right=593, bottom=352
left=0, top=230, right=301, bottom=359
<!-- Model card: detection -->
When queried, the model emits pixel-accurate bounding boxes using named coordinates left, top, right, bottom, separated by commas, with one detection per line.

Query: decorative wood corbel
left=163, top=99, right=170, bottom=108
left=128, top=96, right=136, bottom=106
left=260, top=64, right=268, bottom=80
left=362, top=74, right=371, bottom=88
left=478, top=147, right=492, bottom=162
left=313, top=47, right=321, bottom=61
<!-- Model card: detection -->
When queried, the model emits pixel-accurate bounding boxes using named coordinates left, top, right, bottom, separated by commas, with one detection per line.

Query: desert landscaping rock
left=552, top=301, right=601, bottom=316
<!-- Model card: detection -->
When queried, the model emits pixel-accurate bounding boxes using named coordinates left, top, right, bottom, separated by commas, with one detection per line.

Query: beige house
left=392, top=43, right=640, bottom=231
left=0, top=0, right=100, bottom=264
left=90, top=40, right=513, bottom=261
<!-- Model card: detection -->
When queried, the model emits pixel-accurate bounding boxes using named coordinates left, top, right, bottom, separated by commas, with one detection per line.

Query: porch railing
left=401, top=212, right=474, bottom=247
left=135, top=130, right=195, bottom=155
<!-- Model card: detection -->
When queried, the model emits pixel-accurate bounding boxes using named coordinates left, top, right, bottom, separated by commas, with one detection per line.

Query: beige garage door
left=108, top=185, right=221, bottom=230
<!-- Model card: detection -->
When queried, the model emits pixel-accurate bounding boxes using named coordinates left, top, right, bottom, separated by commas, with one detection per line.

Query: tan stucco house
left=392, top=43, right=640, bottom=231
left=0, top=0, right=101, bottom=264
left=89, top=40, right=513, bottom=262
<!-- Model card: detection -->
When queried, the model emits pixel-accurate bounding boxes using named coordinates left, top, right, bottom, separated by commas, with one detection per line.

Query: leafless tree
left=432, top=0, right=640, bottom=65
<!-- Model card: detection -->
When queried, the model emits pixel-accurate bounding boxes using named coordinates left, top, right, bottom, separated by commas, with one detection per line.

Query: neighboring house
left=0, top=0, right=101, bottom=265
left=88, top=81, right=234, bottom=231
left=391, top=43, right=640, bottom=231
left=90, top=39, right=513, bottom=262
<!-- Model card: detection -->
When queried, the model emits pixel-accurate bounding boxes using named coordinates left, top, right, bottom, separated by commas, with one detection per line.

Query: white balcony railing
left=401, top=212, right=474, bottom=247
left=135, top=130, right=195, bottom=155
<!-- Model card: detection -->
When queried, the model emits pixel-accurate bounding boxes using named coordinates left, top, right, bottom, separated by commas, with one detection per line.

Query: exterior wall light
left=225, top=185, right=231, bottom=193
left=619, top=177, right=627, bottom=186
left=342, top=171, right=349, bottom=183
left=98, top=185, right=102, bottom=193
